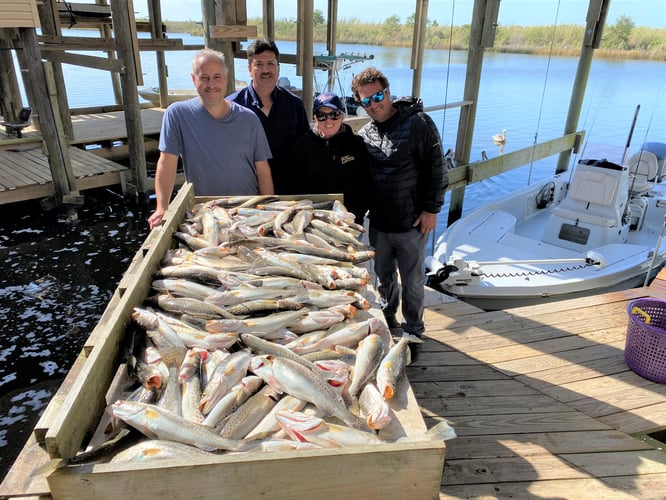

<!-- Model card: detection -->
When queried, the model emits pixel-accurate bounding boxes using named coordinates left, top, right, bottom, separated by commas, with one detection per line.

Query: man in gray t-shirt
left=148, top=49, right=273, bottom=230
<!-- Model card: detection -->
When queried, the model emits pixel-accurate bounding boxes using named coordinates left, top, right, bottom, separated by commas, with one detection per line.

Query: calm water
left=1, top=33, right=665, bottom=483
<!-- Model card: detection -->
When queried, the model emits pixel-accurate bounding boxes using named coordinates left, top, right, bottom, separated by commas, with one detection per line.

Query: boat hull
left=431, top=159, right=666, bottom=310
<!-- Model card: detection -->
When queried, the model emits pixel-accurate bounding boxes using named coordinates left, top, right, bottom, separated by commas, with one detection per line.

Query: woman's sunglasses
left=315, top=110, right=343, bottom=122
left=359, top=88, right=387, bottom=108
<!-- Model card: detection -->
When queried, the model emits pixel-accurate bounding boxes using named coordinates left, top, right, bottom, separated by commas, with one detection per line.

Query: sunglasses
left=315, top=110, right=343, bottom=122
left=359, top=88, right=387, bottom=108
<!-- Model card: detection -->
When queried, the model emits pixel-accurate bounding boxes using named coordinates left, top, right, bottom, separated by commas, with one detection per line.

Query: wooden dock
left=410, top=273, right=666, bottom=498
left=0, top=145, right=128, bottom=205
left=4, top=271, right=666, bottom=498
left=0, top=108, right=165, bottom=205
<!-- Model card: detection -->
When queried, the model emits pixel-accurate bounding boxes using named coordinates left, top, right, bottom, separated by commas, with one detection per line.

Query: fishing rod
left=623, top=104, right=641, bottom=163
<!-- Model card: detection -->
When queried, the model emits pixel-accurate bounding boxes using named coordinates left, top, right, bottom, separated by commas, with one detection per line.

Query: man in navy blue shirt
left=228, top=38, right=310, bottom=194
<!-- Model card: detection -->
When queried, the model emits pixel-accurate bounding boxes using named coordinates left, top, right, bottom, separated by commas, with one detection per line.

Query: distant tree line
left=163, top=13, right=666, bottom=61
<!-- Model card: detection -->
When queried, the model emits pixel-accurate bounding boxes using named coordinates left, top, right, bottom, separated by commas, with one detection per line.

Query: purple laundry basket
left=625, top=298, right=666, bottom=383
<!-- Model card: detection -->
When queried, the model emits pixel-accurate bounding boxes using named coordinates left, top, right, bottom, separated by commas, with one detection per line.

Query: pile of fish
left=75, top=196, right=455, bottom=465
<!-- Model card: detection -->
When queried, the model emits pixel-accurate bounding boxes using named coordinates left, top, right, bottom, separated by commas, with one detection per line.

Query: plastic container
left=625, top=298, right=666, bottom=383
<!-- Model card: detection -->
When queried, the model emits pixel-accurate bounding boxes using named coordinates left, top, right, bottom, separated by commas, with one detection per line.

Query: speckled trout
left=109, top=400, right=249, bottom=452
left=275, top=410, right=382, bottom=448
left=251, top=355, right=368, bottom=430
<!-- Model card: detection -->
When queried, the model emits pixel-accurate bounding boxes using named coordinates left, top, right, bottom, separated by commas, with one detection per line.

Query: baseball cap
left=313, top=93, right=343, bottom=114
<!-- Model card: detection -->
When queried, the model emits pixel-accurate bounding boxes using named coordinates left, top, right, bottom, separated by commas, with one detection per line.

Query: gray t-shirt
left=159, top=98, right=272, bottom=195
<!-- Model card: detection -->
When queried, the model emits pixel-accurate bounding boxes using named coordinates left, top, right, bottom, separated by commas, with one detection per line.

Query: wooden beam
left=444, top=131, right=585, bottom=192
left=56, top=2, right=111, bottom=17
left=39, top=35, right=186, bottom=51
left=209, top=24, right=257, bottom=40
left=42, top=51, right=124, bottom=72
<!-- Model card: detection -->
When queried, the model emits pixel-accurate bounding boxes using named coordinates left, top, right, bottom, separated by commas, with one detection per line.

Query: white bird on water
left=492, top=129, right=507, bottom=144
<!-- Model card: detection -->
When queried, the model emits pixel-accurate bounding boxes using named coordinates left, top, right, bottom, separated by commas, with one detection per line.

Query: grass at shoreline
left=161, top=18, right=666, bottom=62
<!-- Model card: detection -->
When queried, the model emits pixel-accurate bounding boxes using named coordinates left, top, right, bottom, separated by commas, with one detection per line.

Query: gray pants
left=369, top=227, right=427, bottom=336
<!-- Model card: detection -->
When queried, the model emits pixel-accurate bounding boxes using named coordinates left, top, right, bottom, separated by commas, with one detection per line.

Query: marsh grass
left=164, top=19, right=666, bottom=61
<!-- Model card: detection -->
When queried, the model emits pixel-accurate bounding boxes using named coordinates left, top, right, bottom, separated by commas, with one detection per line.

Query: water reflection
left=0, top=188, right=151, bottom=483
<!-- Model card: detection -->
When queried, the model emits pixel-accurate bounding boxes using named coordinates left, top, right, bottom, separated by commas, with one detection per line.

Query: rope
left=483, top=261, right=595, bottom=279
left=431, top=0, right=456, bottom=258
left=57, top=1, right=77, bottom=30
left=526, top=0, right=561, bottom=185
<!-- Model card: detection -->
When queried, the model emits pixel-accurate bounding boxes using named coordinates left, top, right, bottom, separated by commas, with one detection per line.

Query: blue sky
left=148, top=0, right=665, bottom=28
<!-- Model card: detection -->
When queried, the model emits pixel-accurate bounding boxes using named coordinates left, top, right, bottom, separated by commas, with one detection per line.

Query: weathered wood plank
left=599, top=401, right=666, bottom=434
left=420, top=394, right=573, bottom=416
left=513, top=346, right=629, bottom=388
left=444, top=411, right=610, bottom=437
left=540, top=368, right=657, bottom=403
left=407, top=364, right=508, bottom=382
left=497, top=340, right=626, bottom=378
left=561, top=449, right=666, bottom=476
left=604, top=472, right=666, bottom=497
left=568, top=379, right=666, bottom=418
left=209, top=23, right=257, bottom=40
left=442, top=453, right=590, bottom=485
left=469, top=325, right=628, bottom=365
left=444, top=430, right=652, bottom=460
left=440, top=478, right=637, bottom=499
left=410, top=378, right=541, bottom=399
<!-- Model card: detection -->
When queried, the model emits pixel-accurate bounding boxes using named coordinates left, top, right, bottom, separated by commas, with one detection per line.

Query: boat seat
left=2, top=107, right=32, bottom=138
left=551, top=159, right=629, bottom=228
left=627, top=151, right=658, bottom=194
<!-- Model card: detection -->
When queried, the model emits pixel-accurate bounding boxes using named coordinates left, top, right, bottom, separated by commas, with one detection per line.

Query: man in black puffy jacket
left=351, top=67, right=448, bottom=362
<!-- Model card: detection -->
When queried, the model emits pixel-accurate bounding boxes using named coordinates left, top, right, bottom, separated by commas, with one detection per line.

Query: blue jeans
left=369, top=227, right=427, bottom=336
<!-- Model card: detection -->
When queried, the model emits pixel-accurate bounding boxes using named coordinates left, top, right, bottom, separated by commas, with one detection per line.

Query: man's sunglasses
left=315, top=110, right=343, bottom=121
left=359, top=88, right=387, bottom=108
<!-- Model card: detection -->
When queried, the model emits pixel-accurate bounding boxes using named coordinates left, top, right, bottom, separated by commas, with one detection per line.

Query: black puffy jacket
left=290, top=123, right=371, bottom=224
left=359, top=97, right=448, bottom=232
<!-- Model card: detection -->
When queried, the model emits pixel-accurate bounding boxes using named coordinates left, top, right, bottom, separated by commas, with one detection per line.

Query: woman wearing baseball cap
left=289, top=93, right=371, bottom=224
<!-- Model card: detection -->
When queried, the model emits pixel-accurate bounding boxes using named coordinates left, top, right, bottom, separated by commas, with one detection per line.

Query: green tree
left=313, top=9, right=325, bottom=26
left=384, top=15, right=402, bottom=40
left=604, top=14, right=635, bottom=49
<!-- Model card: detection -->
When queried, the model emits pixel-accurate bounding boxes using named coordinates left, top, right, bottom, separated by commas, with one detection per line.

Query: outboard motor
left=425, top=256, right=483, bottom=291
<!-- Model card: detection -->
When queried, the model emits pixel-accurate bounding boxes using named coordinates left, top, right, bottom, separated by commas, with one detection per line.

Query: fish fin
left=426, top=420, right=457, bottom=441
left=194, top=442, right=218, bottom=452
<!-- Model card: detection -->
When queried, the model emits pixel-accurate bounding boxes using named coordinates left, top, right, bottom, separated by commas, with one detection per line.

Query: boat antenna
left=569, top=81, right=600, bottom=175
left=526, top=0, right=561, bottom=185
left=438, top=0, right=456, bottom=143
left=430, top=0, right=457, bottom=257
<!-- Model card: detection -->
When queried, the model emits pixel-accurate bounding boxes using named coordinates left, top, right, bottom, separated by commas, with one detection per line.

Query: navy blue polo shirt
left=228, top=83, right=310, bottom=194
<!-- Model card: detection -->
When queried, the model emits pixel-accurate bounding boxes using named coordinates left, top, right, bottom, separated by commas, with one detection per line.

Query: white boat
left=138, top=81, right=247, bottom=105
left=426, top=147, right=666, bottom=310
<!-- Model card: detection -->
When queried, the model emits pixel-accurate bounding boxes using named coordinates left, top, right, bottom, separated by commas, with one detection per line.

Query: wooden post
left=299, top=0, right=314, bottom=115
left=262, top=0, right=275, bottom=39
left=111, top=0, right=148, bottom=198
left=217, top=0, right=239, bottom=95
left=0, top=35, right=23, bottom=119
left=325, top=0, right=338, bottom=91
left=98, top=0, right=123, bottom=104
left=148, top=0, right=169, bottom=108
left=37, top=0, right=74, bottom=140
left=556, top=0, right=610, bottom=174
left=447, top=0, right=498, bottom=226
left=16, top=28, right=82, bottom=208
left=44, top=62, right=80, bottom=200
left=410, top=0, right=428, bottom=98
